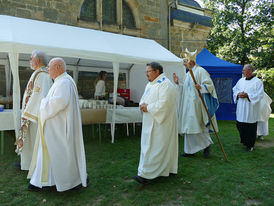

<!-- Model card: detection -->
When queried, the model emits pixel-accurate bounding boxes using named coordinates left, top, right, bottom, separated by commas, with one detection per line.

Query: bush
left=256, top=68, right=274, bottom=111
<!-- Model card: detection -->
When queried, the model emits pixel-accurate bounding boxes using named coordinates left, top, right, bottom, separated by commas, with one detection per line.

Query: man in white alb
left=233, top=64, right=264, bottom=151
left=15, top=50, right=52, bottom=170
left=27, top=58, right=88, bottom=191
left=134, top=62, right=178, bottom=184
left=173, top=48, right=219, bottom=158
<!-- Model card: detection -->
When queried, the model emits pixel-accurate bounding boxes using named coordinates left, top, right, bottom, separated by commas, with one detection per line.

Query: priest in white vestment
left=257, top=92, right=272, bottom=140
left=134, top=62, right=178, bottom=184
left=173, top=49, right=218, bottom=158
left=27, top=58, right=87, bottom=192
left=15, top=50, right=52, bottom=170
left=233, top=64, right=264, bottom=151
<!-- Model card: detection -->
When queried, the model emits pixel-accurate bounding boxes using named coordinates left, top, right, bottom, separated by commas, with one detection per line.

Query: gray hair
left=245, top=64, right=254, bottom=71
left=32, top=50, right=48, bottom=66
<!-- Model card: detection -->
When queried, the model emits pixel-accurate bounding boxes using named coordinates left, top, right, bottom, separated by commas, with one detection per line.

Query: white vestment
left=257, top=92, right=272, bottom=136
left=94, top=80, right=105, bottom=97
left=138, top=73, right=178, bottom=179
left=232, top=77, right=264, bottom=123
left=28, top=73, right=87, bottom=192
left=20, top=67, right=52, bottom=170
left=177, top=65, right=218, bottom=154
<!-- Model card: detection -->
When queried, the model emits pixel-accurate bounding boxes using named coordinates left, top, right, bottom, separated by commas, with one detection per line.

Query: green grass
left=0, top=118, right=273, bottom=206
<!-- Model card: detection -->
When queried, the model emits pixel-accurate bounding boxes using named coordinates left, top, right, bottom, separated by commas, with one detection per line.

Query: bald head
left=48, top=57, right=66, bottom=80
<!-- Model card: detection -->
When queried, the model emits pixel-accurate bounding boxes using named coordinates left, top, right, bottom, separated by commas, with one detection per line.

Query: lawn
left=0, top=118, right=273, bottom=206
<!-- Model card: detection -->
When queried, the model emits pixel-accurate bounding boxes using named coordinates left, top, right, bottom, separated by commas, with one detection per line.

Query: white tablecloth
left=0, top=109, right=15, bottom=130
left=106, top=107, right=142, bottom=123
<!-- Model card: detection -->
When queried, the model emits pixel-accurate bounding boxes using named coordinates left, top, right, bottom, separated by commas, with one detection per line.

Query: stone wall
left=171, top=20, right=211, bottom=56
left=0, top=0, right=80, bottom=24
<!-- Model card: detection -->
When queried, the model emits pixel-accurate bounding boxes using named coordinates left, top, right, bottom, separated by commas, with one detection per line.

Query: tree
left=204, top=0, right=273, bottom=109
left=204, top=0, right=273, bottom=68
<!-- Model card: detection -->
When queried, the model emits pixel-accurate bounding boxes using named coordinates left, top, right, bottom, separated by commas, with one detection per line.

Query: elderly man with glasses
left=134, top=62, right=178, bottom=184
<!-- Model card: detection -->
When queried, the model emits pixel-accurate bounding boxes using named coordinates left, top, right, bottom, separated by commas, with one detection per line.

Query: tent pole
left=5, top=59, right=11, bottom=97
left=8, top=52, right=21, bottom=139
left=111, top=62, right=119, bottom=143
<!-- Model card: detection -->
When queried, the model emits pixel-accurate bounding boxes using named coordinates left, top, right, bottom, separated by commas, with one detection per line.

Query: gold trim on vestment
left=24, top=112, right=38, bottom=121
left=38, top=115, right=50, bottom=184
left=33, top=86, right=40, bottom=93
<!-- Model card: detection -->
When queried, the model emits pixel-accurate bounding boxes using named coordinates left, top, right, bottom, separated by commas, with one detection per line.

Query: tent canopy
left=0, top=15, right=183, bottom=142
left=196, top=48, right=244, bottom=120
left=197, top=48, right=242, bottom=73
left=0, top=15, right=181, bottom=65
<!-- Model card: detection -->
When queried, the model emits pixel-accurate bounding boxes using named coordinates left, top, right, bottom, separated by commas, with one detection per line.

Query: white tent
left=0, top=15, right=184, bottom=142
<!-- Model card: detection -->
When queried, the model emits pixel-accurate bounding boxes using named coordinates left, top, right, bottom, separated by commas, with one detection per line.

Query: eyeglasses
left=146, top=70, right=154, bottom=74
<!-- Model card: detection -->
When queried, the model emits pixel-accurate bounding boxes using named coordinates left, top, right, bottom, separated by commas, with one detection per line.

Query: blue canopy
left=197, top=48, right=242, bottom=73
left=196, top=48, right=244, bottom=120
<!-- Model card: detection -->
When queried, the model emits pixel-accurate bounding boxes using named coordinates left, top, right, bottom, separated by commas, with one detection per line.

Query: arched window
left=80, top=0, right=96, bottom=22
left=102, top=0, right=116, bottom=25
left=79, top=0, right=137, bottom=29
left=123, top=1, right=136, bottom=28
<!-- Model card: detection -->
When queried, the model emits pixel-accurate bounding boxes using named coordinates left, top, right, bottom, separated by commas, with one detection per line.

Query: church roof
left=178, top=0, right=201, bottom=8
left=171, top=9, right=212, bottom=27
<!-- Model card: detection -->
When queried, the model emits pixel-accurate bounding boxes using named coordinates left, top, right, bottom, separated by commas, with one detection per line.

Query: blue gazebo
left=196, top=48, right=243, bottom=120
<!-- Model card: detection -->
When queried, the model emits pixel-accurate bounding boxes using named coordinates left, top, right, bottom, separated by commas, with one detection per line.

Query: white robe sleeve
left=139, top=84, right=149, bottom=105
left=198, top=68, right=215, bottom=96
left=247, top=80, right=264, bottom=104
left=232, top=79, right=241, bottom=103
left=147, top=83, right=175, bottom=124
left=40, top=79, right=71, bottom=122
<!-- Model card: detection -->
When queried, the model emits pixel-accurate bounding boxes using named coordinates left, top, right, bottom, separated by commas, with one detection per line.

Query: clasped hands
left=140, top=103, right=148, bottom=112
left=238, top=92, right=248, bottom=98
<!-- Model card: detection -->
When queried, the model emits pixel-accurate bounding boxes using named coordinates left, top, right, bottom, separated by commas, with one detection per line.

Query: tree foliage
left=204, top=0, right=273, bottom=106
left=205, top=0, right=273, bottom=68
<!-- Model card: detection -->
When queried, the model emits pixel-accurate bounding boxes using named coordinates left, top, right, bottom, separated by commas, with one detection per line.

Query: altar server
left=233, top=64, right=264, bottom=151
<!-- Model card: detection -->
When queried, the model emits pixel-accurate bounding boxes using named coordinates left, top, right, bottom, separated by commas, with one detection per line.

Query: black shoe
left=70, top=176, right=90, bottom=191
left=13, top=162, right=21, bottom=169
left=246, top=147, right=254, bottom=152
left=169, top=173, right=177, bottom=177
left=70, top=184, right=83, bottom=191
left=28, top=184, right=41, bottom=191
left=204, top=146, right=211, bottom=158
left=180, top=153, right=195, bottom=157
left=133, top=175, right=150, bottom=185
left=86, top=176, right=90, bottom=187
left=257, top=136, right=264, bottom=141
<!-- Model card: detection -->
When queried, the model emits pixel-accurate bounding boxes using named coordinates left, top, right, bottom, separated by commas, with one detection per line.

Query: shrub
left=256, top=68, right=274, bottom=111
